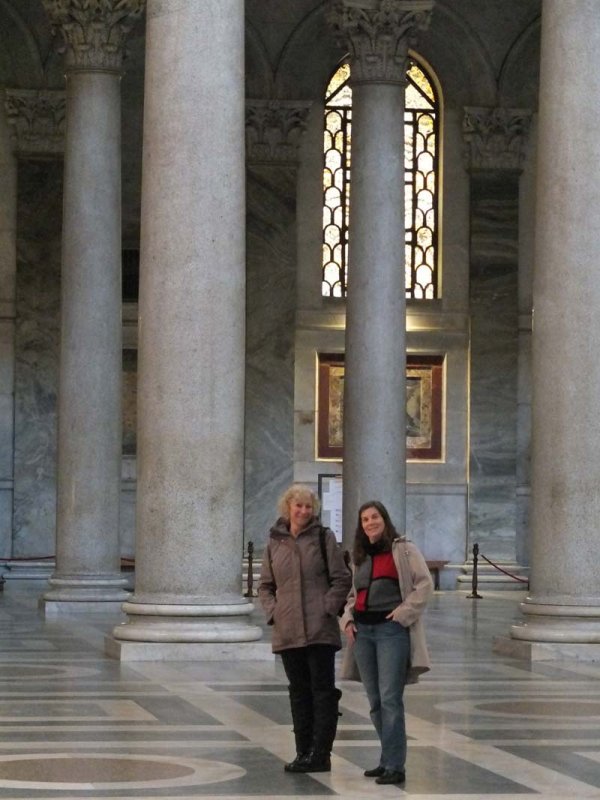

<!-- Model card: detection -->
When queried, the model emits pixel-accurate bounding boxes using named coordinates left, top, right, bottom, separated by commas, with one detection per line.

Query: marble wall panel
left=244, top=165, right=296, bottom=547
left=469, top=172, right=519, bottom=561
left=13, top=161, right=62, bottom=557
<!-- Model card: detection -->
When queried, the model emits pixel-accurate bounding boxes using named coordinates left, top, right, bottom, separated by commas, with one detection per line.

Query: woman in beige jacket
left=341, top=500, right=433, bottom=786
left=258, top=484, right=351, bottom=775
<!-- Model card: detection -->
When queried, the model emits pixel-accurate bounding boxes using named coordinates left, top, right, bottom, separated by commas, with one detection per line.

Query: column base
left=41, top=599, right=127, bottom=616
left=494, top=635, right=600, bottom=662
left=107, top=597, right=264, bottom=660
left=105, top=637, right=273, bottom=661
left=497, top=595, right=600, bottom=661
left=40, top=574, right=130, bottom=614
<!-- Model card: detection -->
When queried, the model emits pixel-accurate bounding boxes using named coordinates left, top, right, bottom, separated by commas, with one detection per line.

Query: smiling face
left=360, top=506, right=386, bottom=544
left=288, top=494, right=314, bottom=535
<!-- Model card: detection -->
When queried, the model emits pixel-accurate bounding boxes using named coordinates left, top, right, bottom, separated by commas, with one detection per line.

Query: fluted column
left=508, top=0, right=600, bottom=656
left=328, top=0, right=433, bottom=546
left=109, top=0, right=264, bottom=659
left=40, top=0, right=143, bottom=611
left=462, top=107, right=532, bottom=585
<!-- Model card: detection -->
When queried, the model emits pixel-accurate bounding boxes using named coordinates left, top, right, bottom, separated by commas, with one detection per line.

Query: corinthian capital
left=4, top=89, right=66, bottom=157
left=245, top=100, right=311, bottom=165
left=328, top=0, right=434, bottom=85
left=463, top=107, right=533, bottom=172
left=42, top=0, right=144, bottom=72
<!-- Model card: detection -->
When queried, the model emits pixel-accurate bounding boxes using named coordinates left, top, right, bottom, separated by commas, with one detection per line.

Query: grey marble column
left=40, top=0, right=143, bottom=611
left=329, top=0, right=433, bottom=546
left=462, top=107, right=532, bottom=584
left=509, top=0, right=600, bottom=656
left=0, top=96, right=17, bottom=559
left=109, top=0, right=264, bottom=659
left=244, top=101, right=309, bottom=545
left=4, top=89, right=65, bottom=573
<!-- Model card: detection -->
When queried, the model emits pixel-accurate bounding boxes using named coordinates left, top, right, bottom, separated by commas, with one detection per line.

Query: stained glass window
left=322, top=59, right=439, bottom=299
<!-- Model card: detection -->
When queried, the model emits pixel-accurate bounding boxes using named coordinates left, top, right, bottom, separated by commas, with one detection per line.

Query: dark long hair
left=352, top=500, right=399, bottom=566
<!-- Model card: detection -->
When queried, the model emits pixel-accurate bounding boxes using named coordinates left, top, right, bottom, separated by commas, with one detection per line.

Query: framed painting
left=317, top=353, right=444, bottom=461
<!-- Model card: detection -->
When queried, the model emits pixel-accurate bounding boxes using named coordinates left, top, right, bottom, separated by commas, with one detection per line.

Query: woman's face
left=361, top=506, right=385, bottom=543
left=289, top=496, right=314, bottom=530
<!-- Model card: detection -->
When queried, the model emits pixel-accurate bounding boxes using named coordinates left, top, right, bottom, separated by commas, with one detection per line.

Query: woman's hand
left=344, top=622, right=357, bottom=643
left=386, top=609, right=407, bottom=626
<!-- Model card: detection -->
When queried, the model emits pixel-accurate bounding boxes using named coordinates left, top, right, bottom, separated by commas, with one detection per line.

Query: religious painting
left=317, top=353, right=444, bottom=461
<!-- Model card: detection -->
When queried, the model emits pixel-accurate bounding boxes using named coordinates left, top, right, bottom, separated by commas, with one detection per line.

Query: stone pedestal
left=109, top=0, right=262, bottom=658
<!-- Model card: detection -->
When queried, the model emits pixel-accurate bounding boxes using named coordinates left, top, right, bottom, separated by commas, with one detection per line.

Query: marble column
left=4, top=89, right=65, bottom=577
left=109, top=0, right=264, bottom=659
left=328, top=0, right=433, bottom=547
left=244, top=101, right=309, bottom=544
left=0, top=96, right=17, bottom=561
left=508, top=0, right=600, bottom=657
left=40, top=0, right=143, bottom=611
left=462, top=107, right=532, bottom=588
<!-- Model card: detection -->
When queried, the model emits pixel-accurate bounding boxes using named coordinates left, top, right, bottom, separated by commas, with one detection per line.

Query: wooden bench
left=426, top=560, right=449, bottom=591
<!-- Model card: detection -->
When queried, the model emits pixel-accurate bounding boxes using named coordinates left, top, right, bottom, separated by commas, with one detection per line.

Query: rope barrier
left=479, top=553, right=528, bottom=584
left=467, top=542, right=529, bottom=598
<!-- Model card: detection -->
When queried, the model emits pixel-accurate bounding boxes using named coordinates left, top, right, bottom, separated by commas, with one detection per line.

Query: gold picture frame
left=317, top=353, right=444, bottom=460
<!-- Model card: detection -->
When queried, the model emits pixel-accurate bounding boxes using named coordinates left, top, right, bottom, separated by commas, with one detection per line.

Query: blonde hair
left=277, top=483, right=321, bottom=521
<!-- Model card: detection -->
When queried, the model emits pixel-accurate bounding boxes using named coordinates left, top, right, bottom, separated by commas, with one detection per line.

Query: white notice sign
left=318, top=474, right=343, bottom=542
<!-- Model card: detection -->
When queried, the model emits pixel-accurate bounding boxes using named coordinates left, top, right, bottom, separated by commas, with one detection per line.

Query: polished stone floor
left=0, top=583, right=599, bottom=798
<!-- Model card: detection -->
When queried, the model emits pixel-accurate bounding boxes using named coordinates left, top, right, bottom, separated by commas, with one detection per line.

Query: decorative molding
left=463, top=107, right=533, bottom=172
left=4, top=89, right=66, bottom=157
left=245, top=100, right=311, bottom=165
left=327, top=0, right=434, bottom=85
left=42, top=0, right=144, bottom=72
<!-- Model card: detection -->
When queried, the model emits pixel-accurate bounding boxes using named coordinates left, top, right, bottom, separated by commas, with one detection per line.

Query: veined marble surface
left=0, top=583, right=597, bottom=797
left=469, top=173, right=519, bottom=562
left=13, top=161, right=62, bottom=558
left=244, top=165, right=296, bottom=548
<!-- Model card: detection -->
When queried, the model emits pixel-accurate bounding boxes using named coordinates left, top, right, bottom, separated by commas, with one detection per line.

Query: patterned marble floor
left=0, top=583, right=599, bottom=799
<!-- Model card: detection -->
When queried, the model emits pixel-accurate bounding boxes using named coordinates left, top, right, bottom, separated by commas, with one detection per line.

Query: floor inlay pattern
left=0, top=584, right=599, bottom=798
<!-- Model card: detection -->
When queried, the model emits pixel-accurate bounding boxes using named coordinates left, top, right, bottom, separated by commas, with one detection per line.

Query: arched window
left=322, top=58, right=439, bottom=299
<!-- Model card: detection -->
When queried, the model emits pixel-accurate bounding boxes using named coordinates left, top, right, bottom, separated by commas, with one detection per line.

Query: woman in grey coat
left=258, top=484, right=351, bottom=774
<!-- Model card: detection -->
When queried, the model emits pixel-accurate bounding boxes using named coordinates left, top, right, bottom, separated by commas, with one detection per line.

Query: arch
left=417, top=2, right=497, bottom=107
left=0, top=0, right=45, bottom=87
left=246, top=19, right=275, bottom=99
left=498, top=16, right=541, bottom=108
left=274, top=1, right=344, bottom=100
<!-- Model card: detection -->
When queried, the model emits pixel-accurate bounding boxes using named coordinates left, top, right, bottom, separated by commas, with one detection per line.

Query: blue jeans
left=354, top=620, right=410, bottom=772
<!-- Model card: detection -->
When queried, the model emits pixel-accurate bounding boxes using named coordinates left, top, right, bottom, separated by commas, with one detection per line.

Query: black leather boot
left=284, top=687, right=314, bottom=773
left=288, top=750, right=331, bottom=773
left=284, top=752, right=311, bottom=772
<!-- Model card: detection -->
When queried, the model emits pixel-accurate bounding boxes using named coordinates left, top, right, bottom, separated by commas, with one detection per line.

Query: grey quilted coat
left=258, top=517, right=352, bottom=653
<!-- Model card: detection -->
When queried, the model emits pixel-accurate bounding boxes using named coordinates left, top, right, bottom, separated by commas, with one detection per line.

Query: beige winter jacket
left=258, top=518, right=352, bottom=653
left=340, top=538, right=433, bottom=684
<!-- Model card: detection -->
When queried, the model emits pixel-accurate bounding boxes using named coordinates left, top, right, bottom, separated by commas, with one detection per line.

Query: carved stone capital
left=463, top=107, right=533, bottom=172
left=328, top=0, right=434, bottom=85
left=245, top=100, right=311, bottom=165
left=4, top=89, right=66, bottom=157
left=42, top=0, right=144, bottom=72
